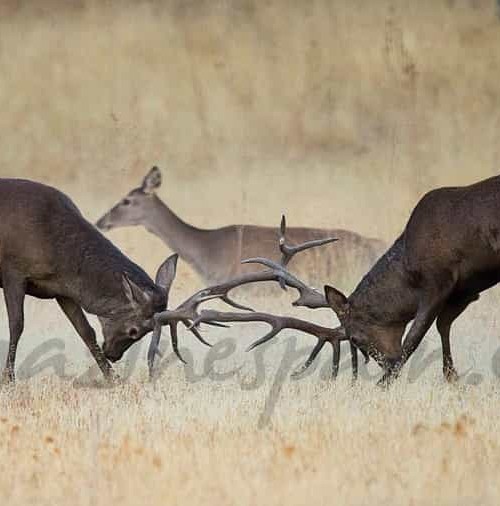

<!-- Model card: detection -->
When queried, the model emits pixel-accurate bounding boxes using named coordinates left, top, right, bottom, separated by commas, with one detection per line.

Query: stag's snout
left=103, top=346, right=122, bottom=363
left=102, top=339, right=133, bottom=363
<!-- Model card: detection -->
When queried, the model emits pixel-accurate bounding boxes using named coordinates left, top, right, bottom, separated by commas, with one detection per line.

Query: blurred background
left=0, top=0, right=499, bottom=378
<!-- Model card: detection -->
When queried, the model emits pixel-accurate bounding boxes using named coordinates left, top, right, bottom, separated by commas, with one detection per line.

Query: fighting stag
left=148, top=216, right=361, bottom=379
left=0, top=178, right=178, bottom=383
left=182, top=176, right=500, bottom=386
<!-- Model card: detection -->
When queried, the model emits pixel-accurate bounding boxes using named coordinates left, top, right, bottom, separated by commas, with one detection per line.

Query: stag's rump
left=0, top=179, right=85, bottom=279
left=403, top=175, right=500, bottom=292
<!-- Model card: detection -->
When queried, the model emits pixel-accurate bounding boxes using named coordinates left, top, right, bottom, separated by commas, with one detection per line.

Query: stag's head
left=95, top=166, right=162, bottom=232
left=324, top=285, right=404, bottom=369
left=100, top=254, right=178, bottom=362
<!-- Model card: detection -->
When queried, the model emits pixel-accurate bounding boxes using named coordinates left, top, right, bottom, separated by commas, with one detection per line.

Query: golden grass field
left=1, top=374, right=500, bottom=506
left=1, top=0, right=500, bottom=504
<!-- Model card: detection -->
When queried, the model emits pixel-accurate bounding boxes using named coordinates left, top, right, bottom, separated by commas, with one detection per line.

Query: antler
left=151, top=216, right=339, bottom=345
left=279, top=214, right=338, bottom=268
left=242, top=257, right=329, bottom=308
left=191, top=309, right=348, bottom=377
left=150, top=252, right=333, bottom=372
left=149, top=215, right=362, bottom=380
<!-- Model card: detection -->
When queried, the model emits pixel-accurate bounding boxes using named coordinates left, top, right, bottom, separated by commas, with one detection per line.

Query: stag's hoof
left=444, top=367, right=459, bottom=383
left=105, top=370, right=121, bottom=386
left=377, top=371, right=399, bottom=389
left=72, top=365, right=120, bottom=389
left=376, top=375, right=391, bottom=389
left=0, top=370, right=14, bottom=386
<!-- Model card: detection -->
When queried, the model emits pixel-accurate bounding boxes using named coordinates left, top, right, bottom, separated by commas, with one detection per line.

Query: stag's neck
left=72, top=228, right=156, bottom=316
left=349, top=234, right=418, bottom=324
left=144, top=196, right=220, bottom=279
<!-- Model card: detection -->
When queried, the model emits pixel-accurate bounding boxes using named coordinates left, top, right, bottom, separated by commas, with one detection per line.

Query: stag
left=156, top=176, right=500, bottom=385
left=0, top=178, right=184, bottom=383
left=95, top=166, right=385, bottom=290
left=149, top=216, right=362, bottom=380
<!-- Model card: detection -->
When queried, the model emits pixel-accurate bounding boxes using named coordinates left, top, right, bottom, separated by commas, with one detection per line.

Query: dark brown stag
left=156, top=176, right=500, bottom=385
left=0, top=178, right=182, bottom=383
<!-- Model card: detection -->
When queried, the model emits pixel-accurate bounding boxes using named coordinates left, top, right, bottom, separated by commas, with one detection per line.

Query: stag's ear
left=324, top=285, right=349, bottom=321
left=122, top=274, right=152, bottom=308
left=141, top=166, right=162, bottom=194
left=155, top=254, right=178, bottom=305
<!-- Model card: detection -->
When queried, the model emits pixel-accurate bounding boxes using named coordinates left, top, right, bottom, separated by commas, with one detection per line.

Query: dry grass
left=1, top=371, right=500, bottom=506
left=1, top=1, right=500, bottom=505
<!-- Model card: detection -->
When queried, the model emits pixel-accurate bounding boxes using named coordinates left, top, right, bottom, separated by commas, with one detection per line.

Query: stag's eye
left=122, top=198, right=131, bottom=206
left=128, top=327, right=139, bottom=338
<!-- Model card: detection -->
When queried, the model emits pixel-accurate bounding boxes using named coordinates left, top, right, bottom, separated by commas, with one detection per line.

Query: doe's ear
left=324, top=285, right=349, bottom=322
left=141, top=166, right=162, bottom=194
left=122, top=274, right=152, bottom=308
left=155, top=254, right=178, bottom=306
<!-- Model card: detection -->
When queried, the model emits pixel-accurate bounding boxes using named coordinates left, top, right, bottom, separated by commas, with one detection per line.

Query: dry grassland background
left=1, top=0, right=500, bottom=504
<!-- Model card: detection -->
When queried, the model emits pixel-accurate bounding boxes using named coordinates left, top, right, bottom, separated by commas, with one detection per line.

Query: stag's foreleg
left=379, top=281, right=455, bottom=386
left=57, top=297, right=115, bottom=381
left=1, top=270, right=26, bottom=384
left=436, top=293, right=479, bottom=383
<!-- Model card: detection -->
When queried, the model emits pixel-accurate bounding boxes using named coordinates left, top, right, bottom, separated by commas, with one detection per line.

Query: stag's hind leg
left=1, top=269, right=26, bottom=384
left=436, top=293, right=479, bottom=383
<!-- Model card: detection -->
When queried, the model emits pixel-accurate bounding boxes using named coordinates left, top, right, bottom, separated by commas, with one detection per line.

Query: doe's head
left=95, top=166, right=163, bottom=232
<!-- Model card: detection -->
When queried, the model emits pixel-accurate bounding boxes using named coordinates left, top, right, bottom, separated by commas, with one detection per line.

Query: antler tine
left=220, top=295, right=255, bottom=312
left=169, top=322, right=187, bottom=364
left=242, top=257, right=328, bottom=309
left=192, top=309, right=348, bottom=376
left=181, top=319, right=213, bottom=346
left=147, top=324, right=163, bottom=379
left=291, top=339, right=328, bottom=378
left=147, top=320, right=189, bottom=377
left=279, top=214, right=338, bottom=268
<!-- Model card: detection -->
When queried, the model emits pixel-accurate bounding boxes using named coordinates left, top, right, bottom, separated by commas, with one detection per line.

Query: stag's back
left=404, top=175, right=500, bottom=282
left=0, top=179, right=152, bottom=301
left=0, top=179, right=85, bottom=275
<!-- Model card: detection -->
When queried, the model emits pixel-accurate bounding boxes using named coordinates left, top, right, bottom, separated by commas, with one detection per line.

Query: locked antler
left=192, top=309, right=348, bottom=377
left=150, top=215, right=361, bottom=379
left=277, top=214, right=338, bottom=288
